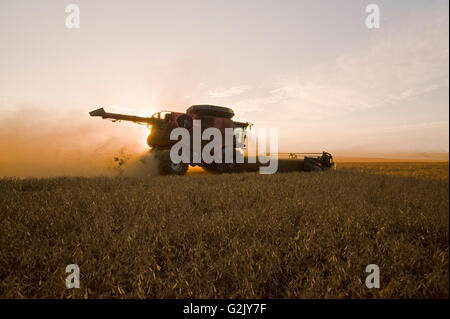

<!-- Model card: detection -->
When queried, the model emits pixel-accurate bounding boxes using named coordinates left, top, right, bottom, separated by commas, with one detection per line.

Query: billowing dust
left=0, top=106, right=161, bottom=177
left=0, top=106, right=210, bottom=177
left=115, top=150, right=159, bottom=177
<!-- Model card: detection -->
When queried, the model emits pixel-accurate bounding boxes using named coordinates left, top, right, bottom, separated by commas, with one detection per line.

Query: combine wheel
left=215, top=148, right=244, bottom=173
left=158, top=151, right=188, bottom=175
left=216, top=163, right=236, bottom=174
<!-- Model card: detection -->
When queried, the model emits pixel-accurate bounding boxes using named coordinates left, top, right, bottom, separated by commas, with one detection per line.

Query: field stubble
left=0, top=162, right=448, bottom=298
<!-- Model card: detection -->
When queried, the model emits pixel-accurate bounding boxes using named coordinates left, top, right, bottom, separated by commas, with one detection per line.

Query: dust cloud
left=0, top=106, right=158, bottom=177
left=117, top=151, right=159, bottom=177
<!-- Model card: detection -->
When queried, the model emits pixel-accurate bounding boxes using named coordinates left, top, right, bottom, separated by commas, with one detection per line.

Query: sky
left=0, top=0, right=448, bottom=175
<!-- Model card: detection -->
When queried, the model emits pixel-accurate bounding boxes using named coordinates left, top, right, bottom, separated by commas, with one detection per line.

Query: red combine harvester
left=89, top=105, right=335, bottom=175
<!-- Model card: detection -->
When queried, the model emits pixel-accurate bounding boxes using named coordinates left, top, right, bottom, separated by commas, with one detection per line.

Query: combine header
left=89, top=105, right=335, bottom=175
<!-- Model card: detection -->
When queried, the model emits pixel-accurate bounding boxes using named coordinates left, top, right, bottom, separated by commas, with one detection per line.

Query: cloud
left=232, top=8, right=449, bottom=122
left=208, top=85, right=251, bottom=98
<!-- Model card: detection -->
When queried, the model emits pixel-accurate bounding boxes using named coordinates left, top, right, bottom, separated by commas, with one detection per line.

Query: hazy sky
left=0, top=0, right=448, bottom=166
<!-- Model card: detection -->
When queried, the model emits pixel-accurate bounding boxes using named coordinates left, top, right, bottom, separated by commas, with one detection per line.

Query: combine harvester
left=89, top=105, right=335, bottom=175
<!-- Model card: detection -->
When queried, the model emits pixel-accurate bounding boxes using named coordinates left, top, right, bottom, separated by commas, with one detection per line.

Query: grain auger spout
left=89, top=107, right=159, bottom=125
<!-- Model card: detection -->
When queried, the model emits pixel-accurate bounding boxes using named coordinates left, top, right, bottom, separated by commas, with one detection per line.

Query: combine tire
left=158, top=151, right=188, bottom=175
left=216, top=163, right=237, bottom=173
left=214, top=148, right=244, bottom=173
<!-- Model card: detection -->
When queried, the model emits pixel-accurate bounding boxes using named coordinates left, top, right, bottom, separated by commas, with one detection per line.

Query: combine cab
left=89, top=105, right=335, bottom=175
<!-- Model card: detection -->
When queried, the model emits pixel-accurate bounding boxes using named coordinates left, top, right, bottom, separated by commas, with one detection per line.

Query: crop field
left=0, top=162, right=448, bottom=298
